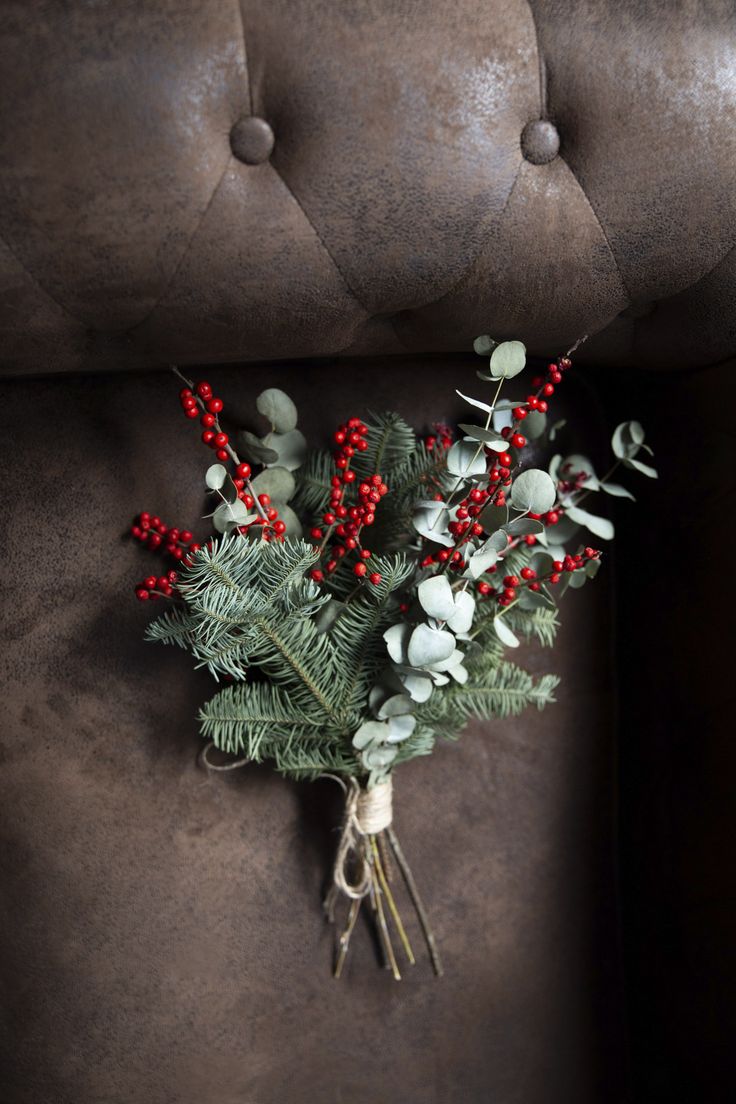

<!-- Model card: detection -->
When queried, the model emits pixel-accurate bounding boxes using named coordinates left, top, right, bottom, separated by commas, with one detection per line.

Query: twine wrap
left=332, top=777, right=393, bottom=900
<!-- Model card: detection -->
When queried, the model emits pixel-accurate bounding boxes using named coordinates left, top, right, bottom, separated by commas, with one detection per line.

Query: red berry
left=511, top=434, right=526, bottom=449
left=477, top=581, right=492, bottom=596
left=216, top=449, right=228, bottom=461
left=369, top=573, right=382, bottom=585
left=359, top=549, right=371, bottom=560
left=537, top=400, right=548, bottom=413
left=520, top=567, right=536, bottom=580
left=323, top=512, right=336, bottom=525
left=179, top=388, right=193, bottom=401
left=512, top=407, right=527, bottom=420
left=549, top=573, right=561, bottom=584
left=503, top=588, right=517, bottom=601
left=145, top=576, right=157, bottom=589
left=343, top=470, right=356, bottom=483
left=310, top=569, right=324, bottom=583
left=202, top=430, right=215, bottom=444
left=546, top=511, right=559, bottom=525
left=503, top=575, right=520, bottom=587
left=498, top=452, right=512, bottom=467
left=195, top=381, right=212, bottom=398
left=236, top=462, right=251, bottom=479
left=214, top=432, right=228, bottom=448
left=553, top=560, right=564, bottom=572
left=354, top=562, right=367, bottom=577
left=273, top=520, right=287, bottom=535
left=543, top=383, right=554, bottom=396
left=258, top=494, right=271, bottom=506
left=184, top=407, right=199, bottom=419
left=201, top=413, right=216, bottom=427
left=135, top=587, right=149, bottom=601
left=529, top=581, right=541, bottom=591
left=207, top=397, right=223, bottom=414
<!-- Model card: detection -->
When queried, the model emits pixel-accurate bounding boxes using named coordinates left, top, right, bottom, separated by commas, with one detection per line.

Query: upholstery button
left=520, top=120, right=559, bottom=165
left=230, top=116, right=275, bottom=165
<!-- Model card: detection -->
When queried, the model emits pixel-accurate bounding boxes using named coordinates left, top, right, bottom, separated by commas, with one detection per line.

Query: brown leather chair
left=1, top=4, right=734, bottom=1101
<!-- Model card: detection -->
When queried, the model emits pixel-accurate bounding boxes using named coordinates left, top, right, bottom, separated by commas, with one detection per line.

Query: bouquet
left=128, top=337, right=655, bottom=979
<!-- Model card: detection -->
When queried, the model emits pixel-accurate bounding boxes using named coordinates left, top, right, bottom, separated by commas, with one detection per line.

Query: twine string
left=331, top=777, right=393, bottom=900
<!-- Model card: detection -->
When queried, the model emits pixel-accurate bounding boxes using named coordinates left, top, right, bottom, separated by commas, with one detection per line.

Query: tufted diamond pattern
left=0, top=0, right=734, bottom=374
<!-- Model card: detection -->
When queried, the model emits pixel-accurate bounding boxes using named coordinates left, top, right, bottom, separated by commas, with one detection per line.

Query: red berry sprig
left=474, top=545, right=601, bottom=606
left=130, top=512, right=202, bottom=561
left=308, top=418, right=388, bottom=587
left=173, top=368, right=286, bottom=539
left=134, top=568, right=179, bottom=602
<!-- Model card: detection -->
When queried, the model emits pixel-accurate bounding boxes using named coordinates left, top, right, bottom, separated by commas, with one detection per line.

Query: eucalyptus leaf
left=456, top=390, right=494, bottom=414
left=585, top=557, right=602, bottom=579
left=548, top=418, right=567, bottom=442
left=493, top=617, right=520, bottom=647
left=599, top=481, right=635, bottom=500
left=212, top=498, right=257, bottom=534
left=490, top=340, right=526, bottom=379
left=524, top=409, right=547, bottom=440
left=417, top=576, right=456, bottom=620
left=506, top=517, right=545, bottom=536
left=447, top=590, right=475, bottom=633
left=518, top=587, right=556, bottom=610
left=256, top=388, right=298, bottom=433
left=377, top=694, right=415, bottom=720
left=413, top=504, right=454, bottom=547
left=564, top=505, right=614, bottom=540
left=250, top=466, right=296, bottom=503
left=384, top=623, right=411, bottom=664
left=449, top=663, right=468, bottom=684
left=277, top=504, right=303, bottom=538
left=510, top=468, right=556, bottom=514
left=363, top=745, right=399, bottom=769
left=446, top=441, right=487, bottom=477
left=314, top=599, right=346, bottom=634
left=473, top=334, right=497, bottom=355
left=478, top=503, right=510, bottom=534
left=624, top=456, right=658, bottom=478
left=568, top=569, right=587, bottom=588
left=353, top=721, right=388, bottom=750
left=612, top=421, right=645, bottom=460
left=407, top=624, right=456, bottom=668
left=386, top=715, right=417, bottom=743
left=238, top=430, right=280, bottom=466
left=458, top=424, right=507, bottom=448
left=205, top=463, right=228, bottom=490
left=264, top=428, right=307, bottom=472
left=398, top=670, right=434, bottom=703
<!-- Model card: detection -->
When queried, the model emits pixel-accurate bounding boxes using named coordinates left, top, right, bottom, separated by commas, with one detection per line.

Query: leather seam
left=562, top=158, right=630, bottom=303
left=0, top=228, right=88, bottom=327
left=270, top=163, right=371, bottom=317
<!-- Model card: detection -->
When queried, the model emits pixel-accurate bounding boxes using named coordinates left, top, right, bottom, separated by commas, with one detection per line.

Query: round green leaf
left=524, top=409, right=547, bottom=440
left=417, top=576, right=456, bottom=620
left=490, top=340, right=526, bottom=379
left=407, top=625, right=456, bottom=668
left=264, top=429, right=307, bottom=472
left=276, top=504, right=303, bottom=538
left=256, top=388, right=298, bottom=433
left=237, top=430, right=279, bottom=465
left=353, top=721, right=389, bottom=750
left=377, top=694, right=414, bottom=720
left=473, top=334, right=496, bottom=356
left=564, top=504, right=614, bottom=540
left=250, top=466, right=296, bottom=503
left=493, top=617, right=519, bottom=647
left=205, top=463, right=227, bottom=490
left=510, top=468, right=556, bottom=514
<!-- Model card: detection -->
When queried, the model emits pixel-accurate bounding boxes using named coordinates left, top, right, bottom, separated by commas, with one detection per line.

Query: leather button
left=521, top=120, right=559, bottom=165
left=230, top=116, right=275, bottom=165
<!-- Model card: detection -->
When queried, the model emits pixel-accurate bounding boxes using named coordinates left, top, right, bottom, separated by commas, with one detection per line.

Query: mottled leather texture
left=1, top=360, right=626, bottom=1104
left=1, top=3, right=735, bottom=1103
left=0, top=1, right=735, bottom=376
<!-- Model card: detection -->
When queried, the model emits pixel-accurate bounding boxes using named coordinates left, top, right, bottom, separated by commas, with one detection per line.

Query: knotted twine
left=331, top=776, right=393, bottom=900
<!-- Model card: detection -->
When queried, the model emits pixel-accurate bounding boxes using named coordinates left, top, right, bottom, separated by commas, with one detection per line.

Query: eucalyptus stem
left=371, top=835, right=416, bottom=966
left=334, top=897, right=361, bottom=979
left=387, top=826, right=443, bottom=977
left=371, top=860, right=401, bottom=980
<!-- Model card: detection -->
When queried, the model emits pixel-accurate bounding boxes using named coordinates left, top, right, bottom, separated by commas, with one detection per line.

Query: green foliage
left=415, top=661, right=559, bottom=735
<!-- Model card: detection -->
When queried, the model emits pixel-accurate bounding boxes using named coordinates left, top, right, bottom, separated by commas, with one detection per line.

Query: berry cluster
left=476, top=546, right=600, bottom=606
left=134, top=569, right=179, bottom=602
left=420, top=355, right=575, bottom=580
left=424, top=422, right=454, bottom=451
left=308, top=418, right=387, bottom=586
left=177, top=373, right=285, bottom=539
left=130, top=512, right=201, bottom=560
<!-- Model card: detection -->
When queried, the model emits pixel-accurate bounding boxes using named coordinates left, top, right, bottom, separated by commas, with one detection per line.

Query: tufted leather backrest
left=1, top=0, right=734, bottom=375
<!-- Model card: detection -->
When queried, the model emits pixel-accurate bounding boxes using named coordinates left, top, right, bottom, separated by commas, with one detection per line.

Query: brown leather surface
left=1, top=1, right=735, bottom=375
left=0, top=359, right=625, bottom=1103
